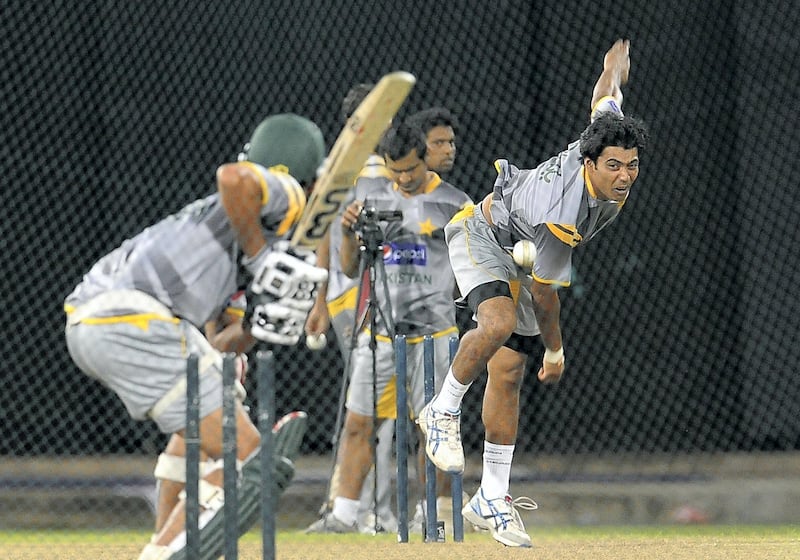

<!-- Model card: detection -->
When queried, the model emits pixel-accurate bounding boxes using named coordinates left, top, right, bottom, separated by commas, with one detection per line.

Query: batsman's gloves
left=243, top=243, right=328, bottom=345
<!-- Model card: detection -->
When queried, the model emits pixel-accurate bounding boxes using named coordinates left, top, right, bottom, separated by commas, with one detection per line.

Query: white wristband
left=544, top=346, right=564, bottom=364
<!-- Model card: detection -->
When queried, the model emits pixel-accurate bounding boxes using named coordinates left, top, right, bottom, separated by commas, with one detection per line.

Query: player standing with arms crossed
left=418, top=39, right=649, bottom=547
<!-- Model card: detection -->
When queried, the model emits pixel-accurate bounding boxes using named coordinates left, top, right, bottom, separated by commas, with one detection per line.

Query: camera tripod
left=323, top=214, right=400, bottom=534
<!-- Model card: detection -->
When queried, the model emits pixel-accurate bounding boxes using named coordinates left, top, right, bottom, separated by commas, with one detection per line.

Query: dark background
left=1, top=0, right=798, bottom=458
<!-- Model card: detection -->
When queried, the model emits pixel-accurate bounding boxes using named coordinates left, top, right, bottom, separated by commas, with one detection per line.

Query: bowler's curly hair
left=579, top=112, right=649, bottom=162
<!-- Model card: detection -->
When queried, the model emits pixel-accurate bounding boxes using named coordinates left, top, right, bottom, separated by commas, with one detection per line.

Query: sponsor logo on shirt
left=385, top=272, right=432, bottom=285
left=383, top=242, right=427, bottom=266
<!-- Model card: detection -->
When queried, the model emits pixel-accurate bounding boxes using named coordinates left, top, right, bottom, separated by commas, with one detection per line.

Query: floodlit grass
left=1, top=525, right=798, bottom=542
left=1, top=525, right=798, bottom=560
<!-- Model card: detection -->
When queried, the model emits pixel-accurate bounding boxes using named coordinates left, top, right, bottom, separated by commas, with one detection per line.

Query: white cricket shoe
left=305, top=512, right=358, bottom=534
left=416, top=402, right=464, bottom=474
left=461, top=488, right=538, bottom=547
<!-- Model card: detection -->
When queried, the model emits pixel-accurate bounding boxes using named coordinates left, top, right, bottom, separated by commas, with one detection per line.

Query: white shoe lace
left=508, top=496, right=537, bottom=529
left=490, top=495, right=538, bottom=532
left=511, top=496, right=538, bottom=512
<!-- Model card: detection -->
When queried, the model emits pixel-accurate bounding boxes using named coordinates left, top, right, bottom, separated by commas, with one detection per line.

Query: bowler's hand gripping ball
left=512, top=240, right=537, bottom=270
left=305, top=333, right=327, bottom=351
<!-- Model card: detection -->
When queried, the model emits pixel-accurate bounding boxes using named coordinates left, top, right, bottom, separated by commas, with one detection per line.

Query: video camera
left=356, top=205, right=404, bottom=227
left=352, top=203, right=403, bottom=249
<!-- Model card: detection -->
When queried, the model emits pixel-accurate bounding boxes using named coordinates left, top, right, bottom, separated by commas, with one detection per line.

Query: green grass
left=276, top=524, right=800, bottom=544
left=536, top=524, right=800, bottom=538
left=2, top=526, right=798, bottom=560
left=3, top=524, right=797, bottom=544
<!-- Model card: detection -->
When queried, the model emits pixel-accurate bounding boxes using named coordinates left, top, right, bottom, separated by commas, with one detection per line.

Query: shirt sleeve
left=256, top=165, right=307, bottom=237
left=531, top=224, right=573, bottom=286
left=591, top=95, right=624, bottom=121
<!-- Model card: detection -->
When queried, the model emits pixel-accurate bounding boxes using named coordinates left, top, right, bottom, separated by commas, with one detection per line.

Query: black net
left=2, top=0, right=798, bottom=535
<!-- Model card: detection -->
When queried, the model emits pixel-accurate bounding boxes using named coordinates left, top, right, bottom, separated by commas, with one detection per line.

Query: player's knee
left=503, top=369, right=525, bottom=393
left=476, top=302, right=517, bottom=346
left=154, top=453, right=224, bottom=483
left=154, top=453, right=187, bottom=483
left=488, top=350, right=527, bottom=389
left=501, top=361, right=526, bottom=389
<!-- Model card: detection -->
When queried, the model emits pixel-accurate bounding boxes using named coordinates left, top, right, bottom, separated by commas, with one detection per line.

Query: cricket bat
left=290, top=71, right=416, bottom=250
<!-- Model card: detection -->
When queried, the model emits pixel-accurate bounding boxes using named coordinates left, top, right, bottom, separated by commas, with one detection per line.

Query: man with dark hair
left=407, top=106, right=459, bottom=174
left=418, top=39, right=649, bottom=548
left=307, top=98, right=469, bottom=534
left=306, top=122, right=472, bottom=533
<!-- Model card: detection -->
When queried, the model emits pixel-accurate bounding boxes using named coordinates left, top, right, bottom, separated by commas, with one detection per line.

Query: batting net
left=2, top=0, right=798, bottom=534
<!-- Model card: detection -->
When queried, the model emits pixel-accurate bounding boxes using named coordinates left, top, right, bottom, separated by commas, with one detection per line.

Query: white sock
left=331, top=497, right=359, bottom=526
left=432, top=366, right=471, bottom=412
left=481, top=441, right=514, bottom=498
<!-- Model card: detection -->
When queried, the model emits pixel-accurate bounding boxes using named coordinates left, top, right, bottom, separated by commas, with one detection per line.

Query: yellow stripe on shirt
left=65, top=308, right=179, bottom=331
left=276, top=178, right=306, bottom=236
left=239, top=161, right=271, bottom=205
left=546, top=223, right=582, bottom=247
left=532, top=272, right=571, bottom=288
left=327, top=286, right=358, bottom=318
left=449, top=203, right=475, bottom=224
left=392, top=172, right=441, bottom=195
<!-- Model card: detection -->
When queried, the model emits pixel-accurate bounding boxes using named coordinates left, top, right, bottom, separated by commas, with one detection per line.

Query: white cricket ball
left=512, top=240, right=537, bottom=270
left=305, top=333, right=327, bottom=351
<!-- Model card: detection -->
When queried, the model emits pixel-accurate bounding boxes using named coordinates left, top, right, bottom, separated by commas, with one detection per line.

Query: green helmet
left=244, top=113, right=326, bottom=184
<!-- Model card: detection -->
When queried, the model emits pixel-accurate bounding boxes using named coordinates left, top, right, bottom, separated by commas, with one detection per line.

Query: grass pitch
left=0, top=525, right=797, bottom=560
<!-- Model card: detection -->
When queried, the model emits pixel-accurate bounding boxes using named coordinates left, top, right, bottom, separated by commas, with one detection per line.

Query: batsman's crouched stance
left=64, top=291, right=304, bottom=560
left=63, top=113, right=330, bottom=559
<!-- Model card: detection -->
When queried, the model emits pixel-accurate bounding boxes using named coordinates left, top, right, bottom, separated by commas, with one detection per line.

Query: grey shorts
left=328, top=286, right=359, bottom=359
left=65, top=291, right=225, bottom=434
left=445, top=206, right=540, bottom=337
left=346, top=330, right=454, bottom=420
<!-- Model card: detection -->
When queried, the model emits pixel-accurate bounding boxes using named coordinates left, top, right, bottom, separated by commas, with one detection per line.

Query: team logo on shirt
left=382, top=242, right=427, bottom=265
